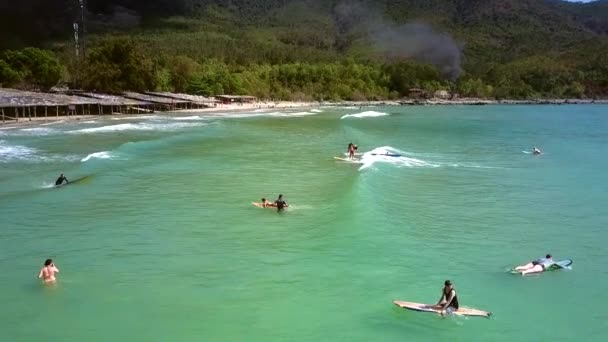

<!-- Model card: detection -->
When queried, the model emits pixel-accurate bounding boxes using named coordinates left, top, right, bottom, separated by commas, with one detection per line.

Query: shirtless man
left=38, top=259, right=59, bottom=284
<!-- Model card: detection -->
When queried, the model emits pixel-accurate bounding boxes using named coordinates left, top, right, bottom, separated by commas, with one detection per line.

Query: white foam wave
left=310, top=109, right=323, bottom=113
left=110, top=115, right=161, bottom=121
left=171, top=115, right=209, bottom=121
left=70, top=122, right=205, bottom=134
left=340, top=111, right=389, bottom=119
left=0, top=140, right=37, bottom=162
left=17, top=127, right=58, bottom=136
left=81, top=151, right=114, bottom=162
left=358, top=146, right=439, bottom=170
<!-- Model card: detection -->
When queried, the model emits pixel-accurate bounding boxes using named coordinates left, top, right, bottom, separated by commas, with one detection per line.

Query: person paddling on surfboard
left=514, top=254, right=554, bottom=276
left=274, top=194, right=288, bottom=212
left=55, top=173, right=68, bottom=186
left=260, top=198, right=275, bottom=208
left=432, top=280, right=459, bottom=315
left=533, top=147, right=542, bottom=155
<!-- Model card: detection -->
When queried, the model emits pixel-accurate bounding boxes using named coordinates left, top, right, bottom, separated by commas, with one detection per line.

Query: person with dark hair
left=38, top=259, right=59, bottom=284
left=55, top=173, right=68, bottom=186
left=514, top=254, right=554, bottom=275
left=433, top=280, right=459, bottom=315
left=533, top=147, right=542, bottom=155
left=260, top=198, right=275, bottom=208
left=274, top=194, right=288, bottom=212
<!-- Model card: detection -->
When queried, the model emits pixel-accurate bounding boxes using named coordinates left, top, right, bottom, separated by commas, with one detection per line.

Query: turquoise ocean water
left=1, top=105, right=607, bottom=341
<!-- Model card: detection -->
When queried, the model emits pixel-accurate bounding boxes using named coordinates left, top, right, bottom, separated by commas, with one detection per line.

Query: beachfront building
left=434, top=90, right=451, bottom=99
left=215, top=95, right=258, bottom=104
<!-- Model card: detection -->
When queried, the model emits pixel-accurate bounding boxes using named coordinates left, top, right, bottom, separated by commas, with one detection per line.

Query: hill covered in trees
left=1, top=0, right=608, bottom=99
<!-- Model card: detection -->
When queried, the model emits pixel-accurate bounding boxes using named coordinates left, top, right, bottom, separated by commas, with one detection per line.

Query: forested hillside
left=1, top=0, right=607, bottom=99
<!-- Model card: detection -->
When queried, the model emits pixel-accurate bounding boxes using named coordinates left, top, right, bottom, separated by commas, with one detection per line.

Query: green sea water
left=1, top=105, right=607, bottom=341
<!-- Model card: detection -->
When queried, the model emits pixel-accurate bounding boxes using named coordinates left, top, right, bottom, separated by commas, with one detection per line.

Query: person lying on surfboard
left=260, top=198, right=276, bottom=208
left=533, top=147, right=542, bottom=155
left=514, top=254, right=554, bottom=276
left=55, top=173, right=68, bottom=186
left=431, top=280, right=459, bottom=315
left=274, top=194, right=289, bottom=212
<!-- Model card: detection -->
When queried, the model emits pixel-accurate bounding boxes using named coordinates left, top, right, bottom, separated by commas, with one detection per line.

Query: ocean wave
left=340, top=111, right=389, bottom=119
left=358, top=146, right=439, bottom=170
left=0, top=140, right=79, bottom=163
left=310, top=109, right=323, bottom=113
left=14, top=127, right=59, bottom=136
left=171, top=115, right=206, bottom=121
left=0, top=140, right=37, bottom=162
left=69, top=121, right=206, bottom=134
left=81, top=151, right=115, bottom=162
left=110, top=115, right=161, bottom=121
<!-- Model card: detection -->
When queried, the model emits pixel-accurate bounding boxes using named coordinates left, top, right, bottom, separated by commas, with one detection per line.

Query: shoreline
left=2, top=98, right=608, bottom=128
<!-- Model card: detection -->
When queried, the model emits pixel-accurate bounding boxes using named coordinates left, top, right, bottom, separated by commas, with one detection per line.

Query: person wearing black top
left=55, top=173, right=68, bottom=186
left=274, top=194, right=289, bottom=212
left=434, top=280, right=459, bottom=315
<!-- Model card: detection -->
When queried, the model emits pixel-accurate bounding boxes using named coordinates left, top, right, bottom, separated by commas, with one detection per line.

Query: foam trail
left=358, top=146, right=439, bottom=170
left=341, top=111, right=389, bottom=119
left=81, top=151, right=114, bottom=162
left=0, top=140, right=37, bottom=162
left=311, top=109, right=323, bottom=113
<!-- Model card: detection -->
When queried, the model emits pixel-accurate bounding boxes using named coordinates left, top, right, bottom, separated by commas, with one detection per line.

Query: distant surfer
left=55, top=174, right=68, bottom=186
left=432, top=280, right=459, bottom=315
left=514, top=254, right=554, bottom=276
left=533, top=147, right=542, bottom=155
left=274, top=194, right=289, bottom=212
left=38, top=259, right=59, bottom=284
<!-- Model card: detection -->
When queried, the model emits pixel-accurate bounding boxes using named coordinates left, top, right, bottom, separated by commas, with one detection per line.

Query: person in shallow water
left=260, top=198, right=275, bottom=208
left=514, top=254, right=554, bottom=275
left=55, top=173, right=68, bottom=186
left=432, top=280, right=459, bottom=315
left=38, top=259, right=59, bottom=284
left=533, top=147, right=542, bottom=155
left=274, top=194, right=289, bottom=212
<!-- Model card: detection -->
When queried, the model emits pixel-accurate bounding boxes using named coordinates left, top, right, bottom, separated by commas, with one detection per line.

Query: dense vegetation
left=1, top=0, right=608, bottom=99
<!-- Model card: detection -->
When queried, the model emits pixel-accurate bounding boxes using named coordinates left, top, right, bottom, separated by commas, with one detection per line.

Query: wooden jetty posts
left=0, top=88, right=219, bottom=123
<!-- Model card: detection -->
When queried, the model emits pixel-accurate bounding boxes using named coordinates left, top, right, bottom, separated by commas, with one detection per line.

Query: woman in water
left=38, top=259, right=59, bottom=284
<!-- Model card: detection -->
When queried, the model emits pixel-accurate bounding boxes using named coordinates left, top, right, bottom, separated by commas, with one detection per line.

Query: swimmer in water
left=274, top=194, right=289, bottom=212
left=38, top=259, right=59, bottom=284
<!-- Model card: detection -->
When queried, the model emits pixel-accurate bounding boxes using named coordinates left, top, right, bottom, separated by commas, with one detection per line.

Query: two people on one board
left=38, top=259, right=59, bottom=284
left=55, top=173, right=68, bottom=186
left=260, top=194, right=289, bottom=211
left=347, top=143, right=358, bottom=160
left=514, top=254, right=554, bottom=276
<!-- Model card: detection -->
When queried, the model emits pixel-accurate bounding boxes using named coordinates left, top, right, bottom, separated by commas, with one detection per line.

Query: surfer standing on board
left=347, top=143, right=358, bottom=159
left=432, top=280, right=459, bottom=315
left=38, top=259, right=59, bottom=284
left=274, top=194, right=288, bottom=212
left=55, top=174, right=68, bottom=186
left=514, top=254, right=554, bottom=275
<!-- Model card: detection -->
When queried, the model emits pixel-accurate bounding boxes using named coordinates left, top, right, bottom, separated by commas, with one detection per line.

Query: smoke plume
left=333, top=0, right=463, bottom=79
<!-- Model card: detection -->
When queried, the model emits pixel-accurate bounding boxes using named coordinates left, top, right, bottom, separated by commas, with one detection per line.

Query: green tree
left=2, top=48, right=63, bottom=90
left=82, top=39, right=158, bottom=93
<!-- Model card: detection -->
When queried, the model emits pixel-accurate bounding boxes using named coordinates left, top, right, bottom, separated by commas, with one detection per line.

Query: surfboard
left=55, top=176, right=89, bottom=188
left=508, top=259, right=572, bottom=274
left=334, top=157, right=364, bottom=164
left=393, top=300, right=491, bottom=318
left=252, top=202, right=275, bottom=209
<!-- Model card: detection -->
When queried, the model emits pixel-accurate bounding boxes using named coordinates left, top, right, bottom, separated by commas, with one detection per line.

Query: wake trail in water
left=341, top=111, right=389, bottom=120
left=358, top=146, right=439, bottom=170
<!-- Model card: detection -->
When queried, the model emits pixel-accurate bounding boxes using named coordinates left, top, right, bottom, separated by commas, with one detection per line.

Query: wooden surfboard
left=393, top=300, right=491, bottom=318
